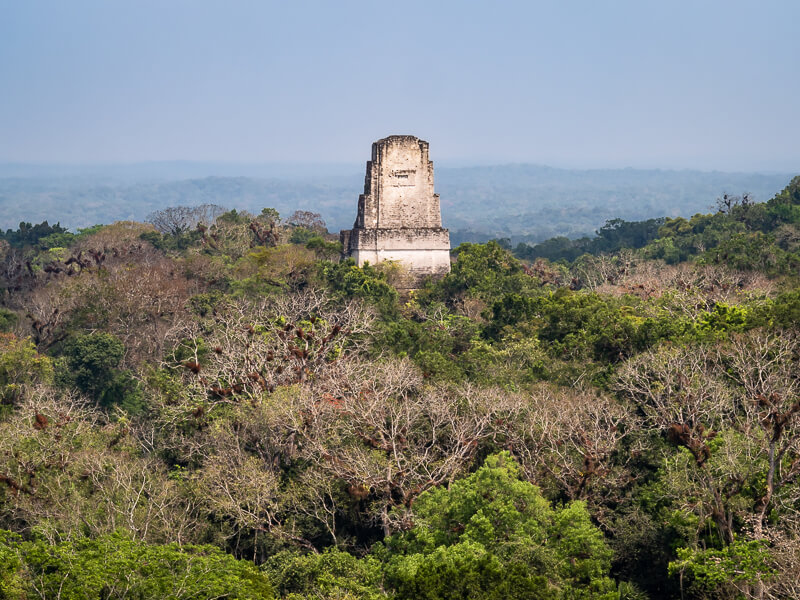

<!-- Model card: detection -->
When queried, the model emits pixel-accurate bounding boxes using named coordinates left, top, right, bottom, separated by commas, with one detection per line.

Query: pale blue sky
left=1, top=0, right=798, bottom=170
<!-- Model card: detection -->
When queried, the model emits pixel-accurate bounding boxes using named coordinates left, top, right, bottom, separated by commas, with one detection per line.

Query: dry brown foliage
left=616, top=331, right=800, bottom=549
left=499, top=383, right=642, bottom=526
left=0, top=385, right=201, bottom=544
left=165, top=288, right=375, bottom=404
left=7, top=224, right=202, bottom=366
left=293, top=360, right=510, bottom=536
left=593, top=259, right=775, bottom=309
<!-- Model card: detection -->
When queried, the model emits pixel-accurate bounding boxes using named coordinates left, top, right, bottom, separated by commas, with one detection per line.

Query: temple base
left=341, top=227, right=451, bottom=286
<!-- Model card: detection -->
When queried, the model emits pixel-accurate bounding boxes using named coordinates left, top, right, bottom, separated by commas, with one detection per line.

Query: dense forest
left=1, top=176, right=800, bottom=599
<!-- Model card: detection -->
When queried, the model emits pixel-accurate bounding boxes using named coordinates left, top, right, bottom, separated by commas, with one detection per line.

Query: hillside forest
left=1, top=176, right=800, bottom=599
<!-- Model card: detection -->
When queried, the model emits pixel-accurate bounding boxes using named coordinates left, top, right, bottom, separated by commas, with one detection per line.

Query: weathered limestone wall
left=348, top=229, right=451, bottom=274
left=342, top=135, right=451, bottom=283
left=356, top=136, right=441, bottom=229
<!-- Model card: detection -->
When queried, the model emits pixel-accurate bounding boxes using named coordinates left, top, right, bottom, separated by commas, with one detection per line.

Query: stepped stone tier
left=340, top=135, right=451, bottom=282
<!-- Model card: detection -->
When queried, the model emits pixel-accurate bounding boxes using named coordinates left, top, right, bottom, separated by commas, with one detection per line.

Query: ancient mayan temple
left=340, top=135, right=451, bottom=282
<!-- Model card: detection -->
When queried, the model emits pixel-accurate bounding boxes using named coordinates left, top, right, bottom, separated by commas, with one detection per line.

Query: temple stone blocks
left=340, top=135, right=451, bottom=286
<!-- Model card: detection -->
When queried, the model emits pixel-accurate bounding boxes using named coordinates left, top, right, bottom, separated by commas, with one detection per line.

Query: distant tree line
left=512, top=176, right=800, bottom=277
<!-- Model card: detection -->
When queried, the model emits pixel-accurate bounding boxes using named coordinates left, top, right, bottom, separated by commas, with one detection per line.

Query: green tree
left=765, top=174, right=800, bottom=226
left=58, top=332, right=139, bottom=409
left=768, top=288, right=800, bottom=328
left=306, top=236, right=343, bottom=260
left=320, top=259, right=398, bottom=315
left=1, top=221, right=70, bottom=248
left=0, top=309, right=18, bottom=333
left=0, top=530, right=25, bottom=599
left=379, top=452, right=617, bottom=600
left=668, top=539, right=774, bottom=599
left=59, top=332, right=122, bottom=394
left=0, top=334, right=53, bottom=410
left=699, top=231, right=799, bottom=275
left=435, top=242, right=536, bottom=303
left=265, top=548, right=386, bottom=600
left=0, top=531, right=273, bottom=600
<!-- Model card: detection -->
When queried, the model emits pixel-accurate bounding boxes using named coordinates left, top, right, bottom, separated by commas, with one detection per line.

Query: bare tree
left=715, top=192, right=753, bottom=215
left=295, top=362, right=509, bottom=537
left=761, top=524, right=800, bottom=599
left=287, top=210, right=327, bottom=234
left=0, top=385, right=201, bottom=544
left=720, top=331, right=800, bottom=540
left=500, top=384, right=642, bottom=527
left=146, top=204, right=227, bottom=235
left=191, top=425, right=287, bottom=558
left=10, top=234, right=200, bottom=364
left=164, top=289, right=375, bottom=407
left=570, top=249, right=639, bottom=291
left=616, top=332, right=800, bottom=597
left=615, top=344, right=741, bottom=544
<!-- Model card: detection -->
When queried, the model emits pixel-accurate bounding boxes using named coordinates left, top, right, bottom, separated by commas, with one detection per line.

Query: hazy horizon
left=0, top=159, right=795, bottom=178
left=2, top=162, right=792, bottom=240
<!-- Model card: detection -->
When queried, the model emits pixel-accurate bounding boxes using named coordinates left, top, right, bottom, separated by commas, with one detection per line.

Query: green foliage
left=265, top=548, right=386, bottom=600
left=515, top=235, right=590, bottom=263
left=642, top=236, right=684, bottom=264
left=0, top=334, right=53, bottom=407
left=764, top=175, right=800, bottom=226
left=59, top=332, right=124, bottom=395
left=699, top=231, right=800, bottom=275
left=0, top=531, right=274, bottom=599
left=659, top=217, right=693, bottom=238
left=377, top=308, right=550, bottom=385
left=436, top=241, right=536, bottom=303
left=190, top=290, right=226, bottom=317
left=668, top=539, right=774, bottom=594
left=516, top=218, right=665, bottom=262
left=487, top=289, right=688, bottom=363
left=102, top=369, right=146, bottom=415
left=75, top=223, right=106, bottom=237
left=483, top=293, right=540, bottom=340
left=26, top=223, right=102, bottom=251
left=593, top=217, right=665, bottom=253
left=768, top=288, right=800, bottom=328
left=232, top=244, right=317, bottom=296
left=0, top=221, right=70, bottom=248
left=57, top=332, right=140, bottom=410
left=305, top=236, right=342, bottom=260
left=697, top=302, right=750, bottom=335
left=386, top=541, right=547, bottom=600
left=379, top=453, right=617, bottom=600
left=320, top=259, right=398, bottom=314
left=643, top=211, right=747, bottom=264
left=260, top=207, right=281, bottom=223
left=217, top=208, right=252, bottom=225
left=140, top=228, right=203, bottom=251
left=376, top=307, right=479, bottom=380
left=0, top=530, right=25, bottom=600
left=288, top=226, right=318, bottom=245
left=0, top=310, right=17, bottom=333
left=616, top=581, right=650, bottom=600
left=35, top=231, right=75, bottom=249
left=465, top=335, right=549, bottom=384
left=513, top=175, right=800, bottom=277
